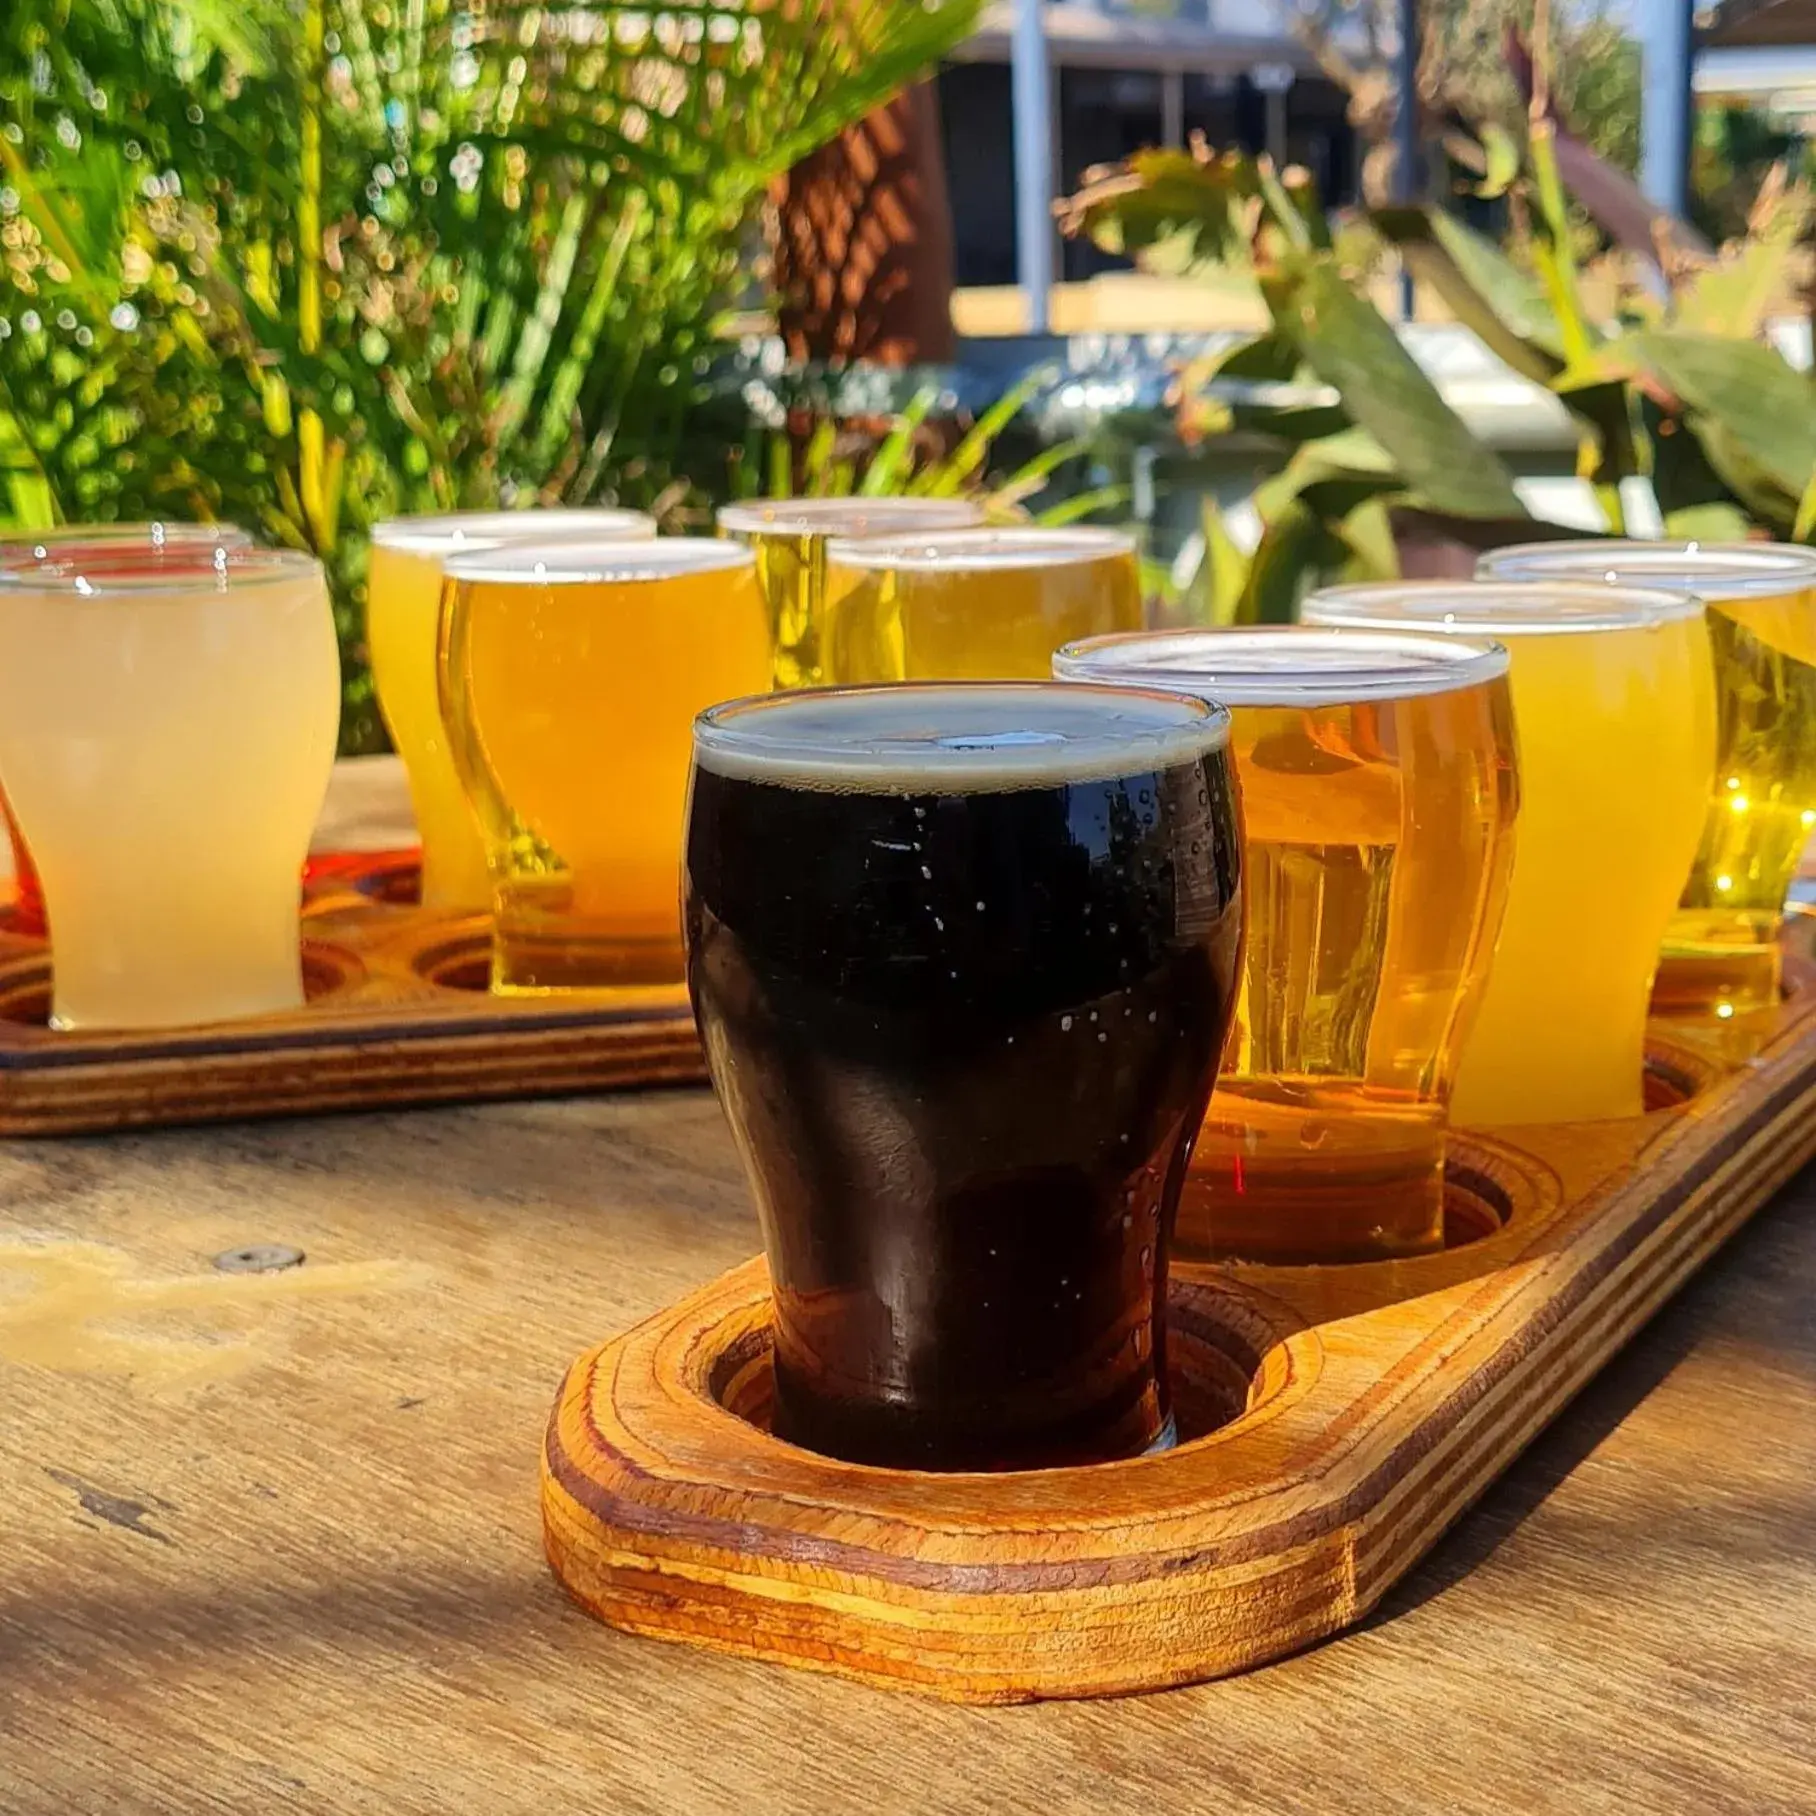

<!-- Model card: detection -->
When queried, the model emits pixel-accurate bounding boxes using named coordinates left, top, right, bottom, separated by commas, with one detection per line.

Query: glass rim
left=441, top=537, right=755, bottom=586
left=692, top=680, right=1231, bottom=792
left=823, top=525, right=1138, bottom=574
left=1475, top=538, right=1816, bottom=598
left=370, top=506, right=658, bottom=556
left=1054, top=625, right=1510, bottom=705
left=716, top=496, right=987, bottom=538
left=0, top=543, right=322, bottom=597
left=1302, top=579, right=1704, bottom=636
left=0, top=520, right=250, bottom=554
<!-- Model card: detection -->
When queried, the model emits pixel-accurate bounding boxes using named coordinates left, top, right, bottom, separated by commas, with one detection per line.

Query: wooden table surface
left=3, top=765, right=1814, bottom=1814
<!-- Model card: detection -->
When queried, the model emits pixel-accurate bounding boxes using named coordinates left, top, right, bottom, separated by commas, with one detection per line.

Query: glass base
left=491, top=929, right=685, bottom=995
left=1651, top=942, right=1782, bottom=1021
left=1181, top=1089, right=1447, bottom=1265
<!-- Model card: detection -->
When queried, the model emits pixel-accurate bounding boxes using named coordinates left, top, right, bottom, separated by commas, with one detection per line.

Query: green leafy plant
left=1, top=0, right=980, bottom=746
left=728, top=366, right=1124, bottom=526
left=1061, top=60, right=1816, bottom=621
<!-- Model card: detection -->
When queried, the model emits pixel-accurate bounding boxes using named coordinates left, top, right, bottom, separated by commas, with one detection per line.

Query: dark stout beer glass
left=683, top=683, right=1244, bottom=1471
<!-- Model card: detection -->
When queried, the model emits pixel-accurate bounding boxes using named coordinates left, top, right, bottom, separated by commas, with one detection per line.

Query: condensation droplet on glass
left=1060, top=1014, right=1073, bottom=1031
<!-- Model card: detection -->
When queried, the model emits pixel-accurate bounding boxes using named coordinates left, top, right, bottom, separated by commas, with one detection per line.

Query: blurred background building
left=942, top=2, right=1357, bottom=289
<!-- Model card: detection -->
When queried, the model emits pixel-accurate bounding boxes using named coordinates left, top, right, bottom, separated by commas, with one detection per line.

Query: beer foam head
left=694, top=682, right=1230, bottom=792
left=441, top=537, right=752, bottom=586
left=1302, top=579, right=1703, bottom=637
left=717, top=497, right=984, bottom=540
left=825, top=526, right=1137, bottom=574
left=371, top=507, right=657, bottom=560
left=1055, top=626, right=1508, bottom=707
left=1476, top=539, right=1816, bottom=602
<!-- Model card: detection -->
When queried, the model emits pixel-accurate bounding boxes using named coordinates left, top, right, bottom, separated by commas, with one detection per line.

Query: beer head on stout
left=1477, top=539, right=1816, bottom=1022
left=1303, top=580, right=1716, bottom=1128
left=684, top=682, right=1243, bottom=1472
left=1055, top=626, right=1518, bottom=1265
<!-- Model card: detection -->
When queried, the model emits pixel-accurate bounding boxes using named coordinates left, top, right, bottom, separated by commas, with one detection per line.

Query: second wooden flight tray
left=541, top=932, right=1816, bottom=1704
left=0, top=852, right=703, bottom=1135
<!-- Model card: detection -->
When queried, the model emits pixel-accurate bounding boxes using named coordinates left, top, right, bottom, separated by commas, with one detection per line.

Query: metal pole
left=1011, top=0, right=1053, bottom=334
left=1161, top=68, right=1185, bottom=152
left=1394, top=0, right=1419, bottom=319
left=1640, top=0, right=1695, bottom=217
left=1392, top=0, right=1419, bottom=202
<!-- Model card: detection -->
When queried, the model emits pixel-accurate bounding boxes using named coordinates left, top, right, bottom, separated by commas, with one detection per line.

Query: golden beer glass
left=822, top=527, right=1143, bottom=684
left=440, top=538, right=770, bottom=994
left=1478, top=540, right=1816, bottom=1020
left=718, top=497, right=986, bottom=690
left=1056, top=626, right=1517, bottom=1262
left=1305, top=582, right=1717, bottom=1126
left=368, top=508, right=656, bottom=912
left=0, top=545, right=339, bottom=1028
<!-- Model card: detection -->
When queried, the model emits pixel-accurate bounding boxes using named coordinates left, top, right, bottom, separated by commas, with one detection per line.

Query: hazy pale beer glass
left=1057, top=628, right=1517, bottom=1262
left=821, top=527, right=1143, bottom=683
left=0, top=524, right=254, bottom=937
left=717, top=497, right=985, bottom=689
left=0, top=546, right=339, bottom=1028
left=685, top=683, right=1243, bottom=1468
left=1478, top=540, right=1816, bottom=1019
left=442, top=539, right=769, bottom=993
left=368, top=508, right=656, bottom=911
left=1306, top=582, right=1717, bottom=1126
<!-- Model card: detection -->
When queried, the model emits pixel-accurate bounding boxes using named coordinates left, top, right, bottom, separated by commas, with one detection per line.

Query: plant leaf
left=1265, top=256, right=1527, bottom=519
left=1372, top=206, right=1565, bottom=381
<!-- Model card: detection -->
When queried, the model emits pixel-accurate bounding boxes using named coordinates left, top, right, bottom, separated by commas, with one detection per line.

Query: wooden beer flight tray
left=542, top=927, right=1816, bottom=1705
left=0, top=851, right=703, bottom=1136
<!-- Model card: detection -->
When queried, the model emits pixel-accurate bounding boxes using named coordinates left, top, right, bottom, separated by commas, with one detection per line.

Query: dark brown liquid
left=684, top=751, right=1242, bottom=1470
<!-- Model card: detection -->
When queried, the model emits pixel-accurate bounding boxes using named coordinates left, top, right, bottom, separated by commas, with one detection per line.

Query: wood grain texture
left=2, top=1083, right=1814, bottom=1813
left=541, top=943, right=1816, bottom=1704
left=0, top=762, right=702, bottom=1135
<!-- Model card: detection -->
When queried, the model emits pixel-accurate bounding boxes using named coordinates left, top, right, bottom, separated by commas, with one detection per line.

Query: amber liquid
left=1655, top=590, right=1816, bottom=1018
left=1181, top=680, right=1518, bottom=1264
left=442, top=560, right=772, bottom=992
left=822, top=551, right=1144, bottom=683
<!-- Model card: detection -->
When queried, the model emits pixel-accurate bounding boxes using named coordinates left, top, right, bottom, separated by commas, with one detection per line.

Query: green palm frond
left=1, top=0, right=980, bottom=745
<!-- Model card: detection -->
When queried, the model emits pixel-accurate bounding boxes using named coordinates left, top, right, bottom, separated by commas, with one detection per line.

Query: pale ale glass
left=1056, top=627, right=1518, bottom=1262
left=0, top=525, right=253, bottom=936
left=717, top=497, right=985, bottom=690
left=1306, top=582, right=1717, bottom=1126
left=368, top=508, right=656, bottom=911
left=1478, top=540, right=1816, bottom=1019
left=822, top=527, right=1143, bottom=683
left=441, top=539, right=770, bottom=994
left=0, top=546, right=339, bottom=1028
